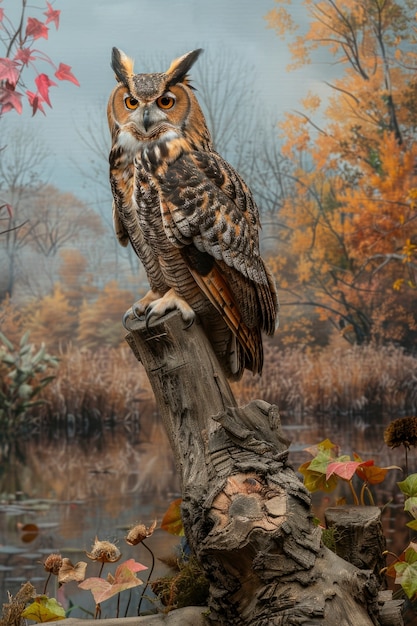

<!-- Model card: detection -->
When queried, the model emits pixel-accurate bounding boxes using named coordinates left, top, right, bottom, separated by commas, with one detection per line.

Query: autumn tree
left=0, top=129, right=105, bottom=300
left=266, top=0, right=417, bottom=349
left=0, top=0, right=78, bottom=116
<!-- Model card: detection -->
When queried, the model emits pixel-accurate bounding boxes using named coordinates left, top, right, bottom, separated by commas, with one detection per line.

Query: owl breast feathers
left=107, top=47, right=278, bottom=380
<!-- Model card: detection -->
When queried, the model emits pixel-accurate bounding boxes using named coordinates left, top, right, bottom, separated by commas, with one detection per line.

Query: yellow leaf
left=21, top=596, right=65, bottom=623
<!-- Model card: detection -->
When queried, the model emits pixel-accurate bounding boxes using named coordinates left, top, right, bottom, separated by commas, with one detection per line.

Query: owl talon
left=122, top=308, right=134, bottom=329
left=143, top=289, right=196, bottom=328
left=132, top=305, right=146, bottom=321
left=183, top=317, right=195, bottom=330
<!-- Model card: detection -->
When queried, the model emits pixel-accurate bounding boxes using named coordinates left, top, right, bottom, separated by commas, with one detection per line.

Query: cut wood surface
left=122, top=311, right=404, bottom=626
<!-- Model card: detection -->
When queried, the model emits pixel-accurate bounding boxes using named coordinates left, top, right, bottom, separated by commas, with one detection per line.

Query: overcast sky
left=2, top=0, right=332, bottom=203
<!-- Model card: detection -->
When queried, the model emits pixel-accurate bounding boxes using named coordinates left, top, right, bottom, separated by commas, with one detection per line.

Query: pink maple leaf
left=0, top=85, right=23, bottom=114
left=55, top=63, right=79, bottom=86
left=15, top=48, right=36, bottom=67
left=0, top=8, right=4, bottom=22
left=0, top=58, right=20, bottom=86
left=26, top=90, right=45, bottom=116
left=26, top=17, right=49, bottom=40
left=326, top=460, right=369, bottom=481
left=35, top=73, right=56, bottom=107
left=44, top=2, right=60, bottom=29
left=79, top=559, right=147, bottom=604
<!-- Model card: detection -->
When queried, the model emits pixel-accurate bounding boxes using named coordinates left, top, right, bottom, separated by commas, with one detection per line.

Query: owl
left=107, top=48, right=278, bottom=380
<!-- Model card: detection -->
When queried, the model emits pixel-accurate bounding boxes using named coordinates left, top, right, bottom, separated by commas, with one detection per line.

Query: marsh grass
left=30, top=345, right=153, bottom=427
left=17, top=339, right=417, bottom=427
left=235, top=340, right=417, bottom=417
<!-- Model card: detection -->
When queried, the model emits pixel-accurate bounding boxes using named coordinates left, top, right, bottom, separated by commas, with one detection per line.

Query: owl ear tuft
left=166, top=49, right=203, bottom=86
left=111, top=47, right=134, bottom=86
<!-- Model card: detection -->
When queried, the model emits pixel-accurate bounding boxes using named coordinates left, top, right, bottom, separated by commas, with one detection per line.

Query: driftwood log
left=124, top=310, right=403, bottom=626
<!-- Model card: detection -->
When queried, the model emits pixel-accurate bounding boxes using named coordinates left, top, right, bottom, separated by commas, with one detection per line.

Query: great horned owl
left=107, top=48, right=278, bottom=380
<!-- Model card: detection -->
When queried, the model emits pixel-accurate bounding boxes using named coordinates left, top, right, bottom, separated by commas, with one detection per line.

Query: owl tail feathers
left=188, top=264, right=263, bottom=379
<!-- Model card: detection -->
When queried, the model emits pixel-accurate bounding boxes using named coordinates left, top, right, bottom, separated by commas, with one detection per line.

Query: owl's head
left=107, top=48, right=211, bottom=153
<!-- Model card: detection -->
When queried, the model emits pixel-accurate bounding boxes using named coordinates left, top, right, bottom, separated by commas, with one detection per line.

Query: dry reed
left=235, top=341, right=417, bottom=417
left=27, top=341, right=417, bottom=423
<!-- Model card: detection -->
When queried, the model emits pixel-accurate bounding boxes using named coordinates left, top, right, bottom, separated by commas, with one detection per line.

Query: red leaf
left=26, top=17, right=49, bottom=40
left=15, top=48, right=36, bottom=67
left=0, top=9, right=4, bottom=22
left=0, top=85, right=23, bottom=114
left=326, top=460, right=361, bottom=481
left=35, top=73, right=56, bottom=107
left=26, top=90, right=45, bottom=115
left=0, top=58, right=19, bottom=86
left=55, top=63, right=80, bottom=86
left=44, top=2, right=60, bottom=29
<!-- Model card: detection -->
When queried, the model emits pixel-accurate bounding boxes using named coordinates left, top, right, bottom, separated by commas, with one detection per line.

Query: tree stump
left=125, top=311, right=403, bottom=626
left=324, top=506, right=387, bottom=586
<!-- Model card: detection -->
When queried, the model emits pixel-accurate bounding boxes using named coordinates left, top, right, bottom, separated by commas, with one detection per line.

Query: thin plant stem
left=404, top=445, right=409, bottom=476
left=116, top=592, right=120, bottom=618
left=137, top=540, right=155, bottom=616
left=43, top=572, right=52, bottom=595
left=124, top=591, right=132, bottom=618
left=360, top=483, right=375, bottom=506
left=348, top=479, right=359, bottom=505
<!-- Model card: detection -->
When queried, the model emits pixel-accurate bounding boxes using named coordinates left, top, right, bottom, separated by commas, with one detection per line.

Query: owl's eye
left=156, top=94, right=176, bottom=110
left=124, top=95, right=139, bottom=110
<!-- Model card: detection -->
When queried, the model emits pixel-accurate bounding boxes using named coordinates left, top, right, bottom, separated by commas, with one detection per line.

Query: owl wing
left=159, top=150, right=278, bottom=336
left=112, top=199, right=129, bottom=247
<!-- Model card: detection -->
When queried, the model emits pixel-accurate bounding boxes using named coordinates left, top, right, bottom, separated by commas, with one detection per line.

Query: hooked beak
left=143, top=108, right=151, bottom=132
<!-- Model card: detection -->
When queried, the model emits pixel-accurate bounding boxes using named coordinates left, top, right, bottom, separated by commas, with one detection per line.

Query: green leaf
left=308, top=450, right=349, bottom=474
left=19, top=330, right=31, bottom=348
left=298, top=461, right=338, bottom=493
left=398, top=474, right=417, bottom=498
left=21, top=596, right=66, bottom=622
left=404, top=497, right=417, bottom=519
left=395, top=547, right=417, bottom=600
left=406, top=519, right=417, bottom=531
left=0, top=332, right=15, bottom=351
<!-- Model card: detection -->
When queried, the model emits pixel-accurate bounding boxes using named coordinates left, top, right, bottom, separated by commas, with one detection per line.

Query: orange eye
left=124, top=95, right=139, bottom=110
left=156, top=94, right=175, bottom=110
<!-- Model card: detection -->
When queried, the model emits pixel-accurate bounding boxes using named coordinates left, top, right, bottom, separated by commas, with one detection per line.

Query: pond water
left=0, top=409, right=415, bottom=622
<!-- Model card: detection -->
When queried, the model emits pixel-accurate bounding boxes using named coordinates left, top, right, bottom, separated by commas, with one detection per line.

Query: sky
left=2, top=0, right=332, bottom=205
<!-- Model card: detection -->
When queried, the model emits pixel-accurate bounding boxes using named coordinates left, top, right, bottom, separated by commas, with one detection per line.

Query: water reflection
left=0, top=408, right=415, bottom=621
left=0, top=420, right=180, bottom=617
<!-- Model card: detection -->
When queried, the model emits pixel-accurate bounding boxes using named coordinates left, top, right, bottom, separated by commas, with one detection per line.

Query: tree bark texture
left=125, top=311, right=403, bottom=626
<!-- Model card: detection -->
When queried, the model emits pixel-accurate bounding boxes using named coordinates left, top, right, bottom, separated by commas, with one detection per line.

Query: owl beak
left=143, top=108, right=151, bottom=132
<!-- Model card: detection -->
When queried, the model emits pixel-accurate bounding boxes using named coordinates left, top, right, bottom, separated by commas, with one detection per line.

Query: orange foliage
left=77, top=281, right=136, bottom=349
left=266, top=0, right=417, bottom=348
left=58, top=248, right=98, bottom=308
left=22, top=284, right=78, bottom=349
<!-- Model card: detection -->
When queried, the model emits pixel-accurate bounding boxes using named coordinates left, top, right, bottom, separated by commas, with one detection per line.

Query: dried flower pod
left=126, top=520, right=157, bottom=546
left=86, top=537, right=121, bottom=563
left=384, top=416, right=417, bottom=449
left=43, top=553, right=63, bottom=575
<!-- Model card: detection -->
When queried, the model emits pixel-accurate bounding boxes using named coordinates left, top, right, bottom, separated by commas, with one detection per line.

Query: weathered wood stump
left=325, top=506, right=387, bottom=586
left=125, top=311, right=403, bottom=626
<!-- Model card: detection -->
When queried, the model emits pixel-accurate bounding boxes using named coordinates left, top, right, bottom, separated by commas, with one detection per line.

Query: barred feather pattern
left=108, top=47, right=278, bottom=379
